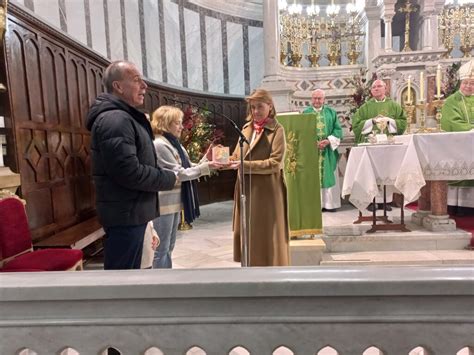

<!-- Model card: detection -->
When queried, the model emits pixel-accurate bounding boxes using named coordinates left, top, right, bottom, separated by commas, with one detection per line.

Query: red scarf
left=253, top=117, right=270, bottom=135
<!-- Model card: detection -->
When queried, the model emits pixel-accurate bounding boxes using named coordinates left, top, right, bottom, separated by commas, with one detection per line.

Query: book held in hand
left=212, top=146, right=230, bottom=164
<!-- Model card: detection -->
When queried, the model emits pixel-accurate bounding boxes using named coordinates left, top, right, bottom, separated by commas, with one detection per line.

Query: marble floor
left=86, top=201, right=473, bottom=270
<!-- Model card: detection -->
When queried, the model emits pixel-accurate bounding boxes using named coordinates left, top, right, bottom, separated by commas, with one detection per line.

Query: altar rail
left=0, top=266, right=473, bottom=355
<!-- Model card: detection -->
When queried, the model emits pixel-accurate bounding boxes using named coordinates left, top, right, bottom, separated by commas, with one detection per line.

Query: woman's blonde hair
left=245, top=89, right=276, bottom=121
left=151, top=105, right=183, bottom=135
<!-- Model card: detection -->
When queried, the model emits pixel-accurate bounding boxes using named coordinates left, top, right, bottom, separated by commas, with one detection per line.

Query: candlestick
left=407, top=75, right=411, bottom=103
left=419, top=71, right=424, bottom=102
left=436, top=64, right=442, bottom=98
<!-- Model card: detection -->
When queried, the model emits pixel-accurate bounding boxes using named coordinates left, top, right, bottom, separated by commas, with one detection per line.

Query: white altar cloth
left=342, top=131, right=474, bottom=211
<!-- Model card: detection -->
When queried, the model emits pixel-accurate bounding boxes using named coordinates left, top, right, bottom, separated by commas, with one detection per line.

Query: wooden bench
left=34, top=217, right=105, bottom=250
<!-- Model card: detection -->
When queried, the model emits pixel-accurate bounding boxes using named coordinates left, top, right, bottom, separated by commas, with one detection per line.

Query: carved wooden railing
left=1, top=2, right=246, bottom=242
left=0, top=266, right=473, bottom=355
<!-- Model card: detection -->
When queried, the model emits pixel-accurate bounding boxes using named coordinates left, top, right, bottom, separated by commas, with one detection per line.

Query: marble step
left=320, top=250, right=474, bottom=266
left=290, top=238, right=326, bottom=266
left=322, top=223, right=471, bottom=253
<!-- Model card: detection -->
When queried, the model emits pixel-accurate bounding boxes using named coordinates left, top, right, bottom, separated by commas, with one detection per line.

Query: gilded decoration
left=285, top=131, right=298, bottom=178
left=315, top=113, right=326, bottom=185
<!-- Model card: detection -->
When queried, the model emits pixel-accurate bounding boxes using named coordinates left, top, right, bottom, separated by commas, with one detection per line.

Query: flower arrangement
left=442, top=62, right=461, bottom=98
left=345, top=68, right=378, bottom=130
left=181, top=106, right=225, bottom=162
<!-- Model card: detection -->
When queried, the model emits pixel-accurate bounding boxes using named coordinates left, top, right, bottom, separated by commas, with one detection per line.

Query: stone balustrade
left=0, top=266, right=473, bottom=355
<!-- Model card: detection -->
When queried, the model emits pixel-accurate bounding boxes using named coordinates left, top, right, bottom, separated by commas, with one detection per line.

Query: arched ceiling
left=189, top=0, right=263, bottom=21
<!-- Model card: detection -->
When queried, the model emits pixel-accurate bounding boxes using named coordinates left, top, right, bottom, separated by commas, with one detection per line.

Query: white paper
left=375, top=134, right=388, bottom=143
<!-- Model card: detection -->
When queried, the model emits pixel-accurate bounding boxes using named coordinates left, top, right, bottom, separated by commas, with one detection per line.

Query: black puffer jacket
left=86, top=93, right=176, bottom=227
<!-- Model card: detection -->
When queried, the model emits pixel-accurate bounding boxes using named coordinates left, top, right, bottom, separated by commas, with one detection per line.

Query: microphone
left=166, top=98, right=250, bottom=145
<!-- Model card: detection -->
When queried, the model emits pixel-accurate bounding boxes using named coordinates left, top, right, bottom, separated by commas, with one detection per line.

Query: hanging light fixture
left=288, top=0, right=303, bottom=15
left=306, top=0, right=320, bottom=17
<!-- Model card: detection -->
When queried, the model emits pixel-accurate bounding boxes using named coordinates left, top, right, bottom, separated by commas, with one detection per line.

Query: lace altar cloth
left=342, top=131, right=474, bottom=211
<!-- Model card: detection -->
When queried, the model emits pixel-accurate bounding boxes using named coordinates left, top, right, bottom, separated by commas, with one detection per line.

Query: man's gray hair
left=312, top=89, right=325, bottom=97
left=103, top=61, right=129, bottom=93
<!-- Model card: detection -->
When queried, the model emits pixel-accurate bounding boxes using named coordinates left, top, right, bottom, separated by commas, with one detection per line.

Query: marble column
left=384, top=18, right=393, bottom=52
left=262, top=0, right=279, bottom=79
left=363, top=6, right=382, bottom=71
left=421, top=15, right=432, bottom=51
left=260, top=0, right=292, bottom=112
left=411, top=182, right=431, bottom=225
left=422, top=181, right=456, bottom=232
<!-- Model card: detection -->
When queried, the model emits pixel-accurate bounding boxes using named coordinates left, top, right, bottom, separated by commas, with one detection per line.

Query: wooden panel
left=3, top=3, right=246, bottom=242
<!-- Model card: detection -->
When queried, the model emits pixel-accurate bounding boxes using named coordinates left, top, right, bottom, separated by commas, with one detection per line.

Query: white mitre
left=459, top=59, right=474, bottom=80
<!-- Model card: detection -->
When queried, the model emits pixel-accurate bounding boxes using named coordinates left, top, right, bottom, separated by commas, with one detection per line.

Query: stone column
left=421, top=0, right=444, bottom=51
left=363, top=6, right=382, bottom=72
left=260, top=0, right=293, bottom=112
left=422, top=181, right=456, bottom=232
left=262, top=0, right=280, bottom=79
left=384, top=17, right=393, bottom=52
left=421, top=15, right=432, bottom=50
left=411, top=182, right=431, bottom=225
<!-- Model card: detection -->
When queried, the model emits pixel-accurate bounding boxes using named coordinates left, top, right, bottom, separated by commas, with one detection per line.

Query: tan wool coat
left=232, top=118, right=290, bottom=266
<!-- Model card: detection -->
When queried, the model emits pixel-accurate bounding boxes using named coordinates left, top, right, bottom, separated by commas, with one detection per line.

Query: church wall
left=2, top=2, right=246, bottom=243
left=10, top=0, right=264, bottom=96
left=205, top=16, right=224, bottom=93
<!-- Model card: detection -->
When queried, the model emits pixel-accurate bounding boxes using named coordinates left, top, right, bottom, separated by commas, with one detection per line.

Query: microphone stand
left=166, top=98, right=250, bottom=267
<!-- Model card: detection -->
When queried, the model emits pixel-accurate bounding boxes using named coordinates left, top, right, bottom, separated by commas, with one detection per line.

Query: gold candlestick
left=178, top=209, right=192, bottom=231
left=416, top=100, right=429, bottom=133
left=403, top=101, right=415, bottom=134
left=431, top=95, right=445, bottom=133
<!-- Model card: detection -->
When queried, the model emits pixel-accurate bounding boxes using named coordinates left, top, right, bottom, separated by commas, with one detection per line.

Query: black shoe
left=367, top=203, right=376, bottom=212
left=377, top=203, right=392, bottom=211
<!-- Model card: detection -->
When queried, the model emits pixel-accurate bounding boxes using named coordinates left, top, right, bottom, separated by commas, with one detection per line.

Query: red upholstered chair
left=0, top=197, right=83, bottom=272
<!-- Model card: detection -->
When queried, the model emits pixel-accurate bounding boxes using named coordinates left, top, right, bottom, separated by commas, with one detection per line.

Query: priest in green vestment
left=441, top=59, right=474, bottom=212
left=303, top=89, right=343, bottom=212
left=441, top=60, right=474, bottom=132
left=352, top=80, right=407, bottom=144
left=351, top=80, right=407, bottom=210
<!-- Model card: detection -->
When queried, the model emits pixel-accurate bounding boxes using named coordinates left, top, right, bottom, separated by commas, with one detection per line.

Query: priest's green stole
left=276, top=113, right=323, bottom=237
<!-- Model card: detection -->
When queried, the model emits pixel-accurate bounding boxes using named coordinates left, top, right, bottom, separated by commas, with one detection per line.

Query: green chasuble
left=276, top=113, right=323, bottom=237
left=302, top=105, right=343, bottom=188
left=441, top=90, right=474, bottom=132
left=441, top=90, right=474, bottom=187
left=352, top=97, right=407, bottom=144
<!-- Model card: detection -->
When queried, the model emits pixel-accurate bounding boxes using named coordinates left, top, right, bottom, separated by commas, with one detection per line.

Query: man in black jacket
left=86, top=61, right=176, bottom=270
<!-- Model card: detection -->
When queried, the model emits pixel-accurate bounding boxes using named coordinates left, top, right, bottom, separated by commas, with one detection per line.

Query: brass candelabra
left=439, top=2, right=473, bottom=58
left=403, top=101, right=416, bottom=134
left=415, top=100, right=429, bottom=133
left=404, top=98, right=444, bottom=134
left=431, top=95, right=445, bottom=132
left=279, top=4, right=364, bottom=67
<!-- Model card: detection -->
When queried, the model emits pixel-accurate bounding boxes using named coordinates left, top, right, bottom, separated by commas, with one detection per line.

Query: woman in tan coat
left=230, top=89, right=290, bottom=266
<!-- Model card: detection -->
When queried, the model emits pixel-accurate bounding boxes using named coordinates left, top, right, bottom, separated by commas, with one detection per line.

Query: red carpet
left=406, top=202, right=474, bottom=248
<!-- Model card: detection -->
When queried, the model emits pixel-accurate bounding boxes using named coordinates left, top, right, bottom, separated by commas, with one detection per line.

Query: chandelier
left=439, top=0, right=474, bottom=58
left=279, top=1, right=365, bottom=68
